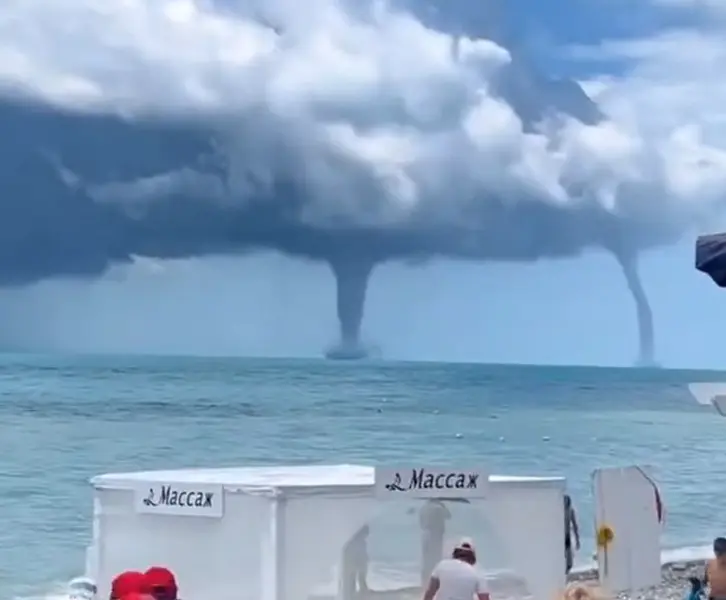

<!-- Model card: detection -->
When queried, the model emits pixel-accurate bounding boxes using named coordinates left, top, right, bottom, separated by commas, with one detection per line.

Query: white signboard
left=135, top=482, right=224, bottom=518
left=375, top=467, right=489, bottom=498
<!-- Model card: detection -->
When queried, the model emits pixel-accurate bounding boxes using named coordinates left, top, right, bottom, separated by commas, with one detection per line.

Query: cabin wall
left=487, top=481, right=566, bottom=600
left=93, top=486, right=269, bottom=600
left=279, top=481, right=565, bottom=600
left=282, top=491, right=374, bottom=600
left=593, top=466, right=661, bottom=592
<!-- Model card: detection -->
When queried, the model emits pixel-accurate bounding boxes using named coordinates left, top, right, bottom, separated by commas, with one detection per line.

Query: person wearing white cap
left=67, top=576, right=98, bottom=600
left=421, top=539, right=489, bottom=600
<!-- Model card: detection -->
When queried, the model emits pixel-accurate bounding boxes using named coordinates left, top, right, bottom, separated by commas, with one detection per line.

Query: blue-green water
left=2, top=355, right=725, bottom=599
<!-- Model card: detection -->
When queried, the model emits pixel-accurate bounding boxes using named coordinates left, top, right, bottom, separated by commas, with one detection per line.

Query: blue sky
left=522, top=0, right=692, bottom=44
left=513, top=0, right=706, bottom=79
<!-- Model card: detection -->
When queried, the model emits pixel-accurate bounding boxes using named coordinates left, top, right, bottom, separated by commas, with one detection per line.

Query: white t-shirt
left=432, top=558, right=487, bottom=600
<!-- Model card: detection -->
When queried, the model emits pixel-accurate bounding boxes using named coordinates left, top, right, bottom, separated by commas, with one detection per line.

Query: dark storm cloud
left=0, top=0, right=715, bottom=362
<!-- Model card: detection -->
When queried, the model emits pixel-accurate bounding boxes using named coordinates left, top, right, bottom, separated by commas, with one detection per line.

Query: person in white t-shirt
left=422, top=539, right=490, bottom=600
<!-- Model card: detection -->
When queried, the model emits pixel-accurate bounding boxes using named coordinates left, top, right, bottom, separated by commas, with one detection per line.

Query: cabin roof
left=92, top=464, right=564, bottom=490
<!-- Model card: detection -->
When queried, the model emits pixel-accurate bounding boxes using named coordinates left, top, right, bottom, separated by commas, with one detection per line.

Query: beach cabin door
left=592, top=466, right=662, bottom=593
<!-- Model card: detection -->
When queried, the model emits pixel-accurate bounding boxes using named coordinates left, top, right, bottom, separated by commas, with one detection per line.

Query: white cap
left=67, top=577, right=97, bottom=600
left=455, top=537, right=476, bottom=552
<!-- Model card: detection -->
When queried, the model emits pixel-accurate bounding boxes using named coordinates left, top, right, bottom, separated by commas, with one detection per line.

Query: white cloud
left=573, top=26, right=726, bottom=219
left=2, top=0, right=726, bottom=237
left=573, top=31, right=726, bottom=132
left=650, top=0, right=726, bottom=12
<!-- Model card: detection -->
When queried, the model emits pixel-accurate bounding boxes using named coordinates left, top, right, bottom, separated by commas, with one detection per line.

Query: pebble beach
left=570, top=559, right=706, bottom=600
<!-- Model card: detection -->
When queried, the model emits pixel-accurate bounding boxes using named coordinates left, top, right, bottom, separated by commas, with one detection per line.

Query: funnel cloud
left=0, top=0, right=721, bottom=361
left=614, top=252, right=656, bottom=367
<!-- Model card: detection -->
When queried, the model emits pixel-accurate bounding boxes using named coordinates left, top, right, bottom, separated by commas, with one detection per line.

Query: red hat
left=111, top=572, right=151, bottom=599
left=144, top=567, right=178, bottom=597
left=119, top=594, right=154, bottom=600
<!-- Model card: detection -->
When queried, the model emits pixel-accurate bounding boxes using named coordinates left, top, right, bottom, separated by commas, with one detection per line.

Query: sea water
left=2, top=354, right=725, bottom=599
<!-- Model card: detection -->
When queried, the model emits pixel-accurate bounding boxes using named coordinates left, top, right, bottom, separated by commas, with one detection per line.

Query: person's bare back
left=706, top=538, right=726, bottom=600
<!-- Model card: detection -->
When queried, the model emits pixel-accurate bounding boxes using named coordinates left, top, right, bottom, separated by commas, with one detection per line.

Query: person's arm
left=570, top=508, right=581, bottom=549
left=422, top=576, right=439, bottom=600
left=704, top=561, right=710, bottom=586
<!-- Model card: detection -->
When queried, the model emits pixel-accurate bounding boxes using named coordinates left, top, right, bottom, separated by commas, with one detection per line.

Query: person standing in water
left=420, top=499, right=452, bottom=585
left=564, top=494, right=580, bottom=575
left=342, top=524, right=370, bottom=599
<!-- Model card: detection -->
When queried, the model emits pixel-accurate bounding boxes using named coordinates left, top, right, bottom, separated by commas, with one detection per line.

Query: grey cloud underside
left=0, top=39, right=657, bottom=362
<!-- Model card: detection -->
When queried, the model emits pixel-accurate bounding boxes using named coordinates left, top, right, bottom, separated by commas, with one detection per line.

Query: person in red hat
left=118, top=592, right=154, bottom=600
left=144, top=567, right=179, bottom=600
left=110, top=572, right=151, bottom=600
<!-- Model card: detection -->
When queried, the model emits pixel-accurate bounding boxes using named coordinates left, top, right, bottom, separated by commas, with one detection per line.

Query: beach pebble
left=570, top=559, right=704, bottom=600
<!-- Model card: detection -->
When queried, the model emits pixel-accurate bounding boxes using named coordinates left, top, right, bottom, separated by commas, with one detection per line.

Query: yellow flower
left=596, top=524, right=614, bottom=548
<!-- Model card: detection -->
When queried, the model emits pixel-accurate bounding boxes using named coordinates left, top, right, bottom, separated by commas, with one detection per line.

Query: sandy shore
left=569, top=559, right=706, bottom=600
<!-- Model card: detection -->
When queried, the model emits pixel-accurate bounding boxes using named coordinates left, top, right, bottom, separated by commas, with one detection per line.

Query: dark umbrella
left=696, top=233, right=726, bottom=286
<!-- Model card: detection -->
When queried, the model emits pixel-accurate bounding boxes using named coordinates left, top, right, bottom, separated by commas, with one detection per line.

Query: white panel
left=260, top=494, right=285, bottom=600
left=85, top=494, right=102, bottom=580
left=593, top=466, right=661, bottom=592
left=283, top=494, right=376, bottom=600
left=94, top=487, right=268, bottom=600
left=487, top=483, right=566, bottom=600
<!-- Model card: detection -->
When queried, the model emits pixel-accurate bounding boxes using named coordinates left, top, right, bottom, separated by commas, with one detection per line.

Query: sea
left=2, top=354, right=726, bottom=600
